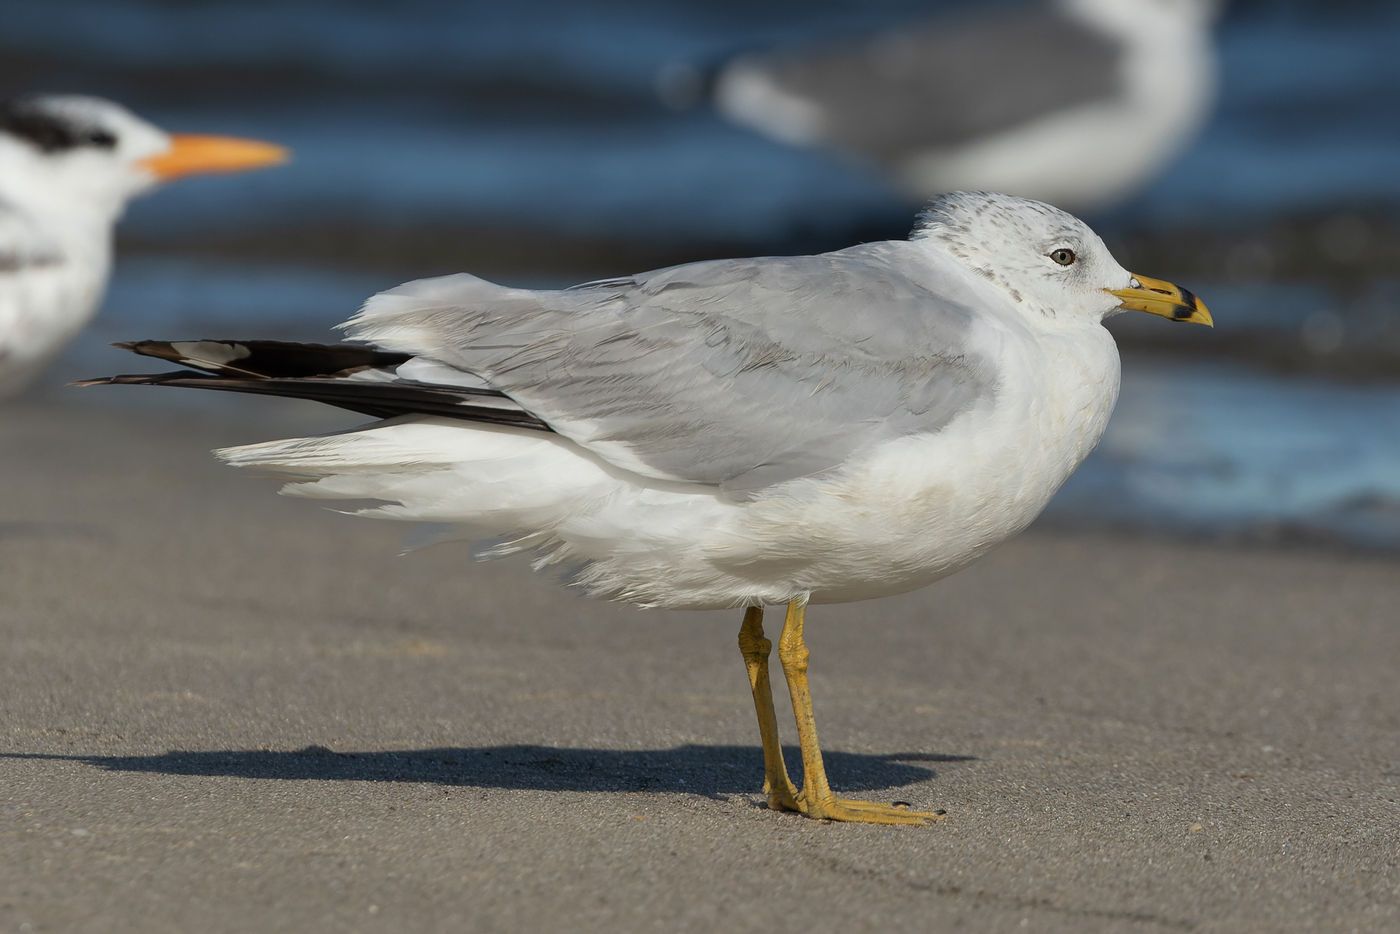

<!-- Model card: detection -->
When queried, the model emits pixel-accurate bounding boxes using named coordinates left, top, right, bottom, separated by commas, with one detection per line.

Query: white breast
left=541, top=320, right=1123, bottom=609
left=711, top=322, right=1122, bottom=606
left=0, top=231, right=108, bottom=397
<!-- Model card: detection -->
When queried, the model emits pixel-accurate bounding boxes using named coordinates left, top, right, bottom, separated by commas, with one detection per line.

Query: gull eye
left=1049, top=248, right=1076, bottom=266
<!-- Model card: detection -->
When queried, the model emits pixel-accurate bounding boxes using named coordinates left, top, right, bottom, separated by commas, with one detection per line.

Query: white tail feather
left=217, top=416, right=619, bottom=528
left=215, top=414, right=758, bottom=607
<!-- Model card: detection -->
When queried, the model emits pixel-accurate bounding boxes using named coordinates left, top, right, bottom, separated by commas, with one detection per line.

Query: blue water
left=1053, top=359, right=1400, bottom=549
left=7, top=0, right=1400, bottom=549
left=2, top=0, right=1393, bottom=237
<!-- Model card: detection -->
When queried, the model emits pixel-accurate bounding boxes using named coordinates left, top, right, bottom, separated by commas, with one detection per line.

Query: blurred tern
left=0, top=95, right=286, bottom=397
left=664, top=0, right=1218, bottom=211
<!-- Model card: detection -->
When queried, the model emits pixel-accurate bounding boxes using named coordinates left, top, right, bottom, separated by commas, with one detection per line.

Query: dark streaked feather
left=78, top=370, right=552, bottom=430
left=117, top=339, right=412, bottom=379
left=79, top=339, right=552, bottom=431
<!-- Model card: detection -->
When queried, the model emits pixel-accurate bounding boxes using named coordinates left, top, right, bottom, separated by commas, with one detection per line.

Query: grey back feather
left=347, top=241, right=998, bottom=494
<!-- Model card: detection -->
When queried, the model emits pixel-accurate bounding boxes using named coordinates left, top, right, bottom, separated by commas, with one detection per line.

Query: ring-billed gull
left=665, top=0, right=1218, bottom=211
left=83, top=191, right=1211, bottom=824
left=0, top=95, right=286, bottom=398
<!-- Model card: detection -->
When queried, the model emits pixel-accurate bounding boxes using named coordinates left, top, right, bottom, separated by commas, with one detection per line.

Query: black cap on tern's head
left=0, top=95, right=286, bottom=219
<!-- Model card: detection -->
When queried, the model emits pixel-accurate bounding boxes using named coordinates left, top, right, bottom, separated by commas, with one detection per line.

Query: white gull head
left=910, top=190, right=1134, bottom=324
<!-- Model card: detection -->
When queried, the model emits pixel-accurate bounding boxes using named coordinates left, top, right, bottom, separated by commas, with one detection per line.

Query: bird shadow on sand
left=8, top=744, right=974, bottom=797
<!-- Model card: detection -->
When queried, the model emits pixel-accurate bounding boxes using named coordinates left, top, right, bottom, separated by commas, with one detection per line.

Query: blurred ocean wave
left=4, top=1, right=1397, bottom=241
left=1051, top=357, right=1400, bottom=551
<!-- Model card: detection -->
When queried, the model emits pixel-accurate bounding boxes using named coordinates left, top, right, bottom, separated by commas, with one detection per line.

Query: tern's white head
left=912, top=190, right=1211, bottom=327
left=0, top=95, right=287, bottom=399
left=0, top=94, right=287, bottom=231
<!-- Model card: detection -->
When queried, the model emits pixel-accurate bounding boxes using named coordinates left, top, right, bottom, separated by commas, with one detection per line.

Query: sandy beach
left=2, top=394, right=1397, bottom=933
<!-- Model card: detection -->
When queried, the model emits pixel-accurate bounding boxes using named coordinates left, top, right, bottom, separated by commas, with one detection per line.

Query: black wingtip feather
left=79, top=369, right=553, bottom=430
left=81, top=339, right=554, bottom=432
left=117, top=339, right=413, bottom=379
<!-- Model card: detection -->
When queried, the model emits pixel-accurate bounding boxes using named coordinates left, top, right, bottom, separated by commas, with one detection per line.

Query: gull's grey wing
left=348, top=242, right=999, bottom=494
left=716, top=2, right=1121, bottom=162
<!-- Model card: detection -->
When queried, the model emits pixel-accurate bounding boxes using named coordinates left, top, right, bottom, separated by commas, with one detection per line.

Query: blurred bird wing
left=716, top=5, right=1121, bottom=159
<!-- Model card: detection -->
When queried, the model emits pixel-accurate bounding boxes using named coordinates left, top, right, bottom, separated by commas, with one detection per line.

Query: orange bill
left=141, top=134, right=289, bottom=180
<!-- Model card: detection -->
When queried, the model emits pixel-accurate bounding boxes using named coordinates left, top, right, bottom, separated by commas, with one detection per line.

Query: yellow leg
left=776, top=600, right=944, bottom=825
left=737, top=607, right=800, bottom=811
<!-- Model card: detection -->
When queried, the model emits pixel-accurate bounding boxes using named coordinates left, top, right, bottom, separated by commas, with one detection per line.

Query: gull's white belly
left=738, top=396, right=1108, bottom=604
left=561, top=326, right=1122, bottom=608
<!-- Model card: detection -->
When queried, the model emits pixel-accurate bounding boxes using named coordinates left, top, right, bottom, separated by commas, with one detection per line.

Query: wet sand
left=3, top=396, right=1397, bottom=933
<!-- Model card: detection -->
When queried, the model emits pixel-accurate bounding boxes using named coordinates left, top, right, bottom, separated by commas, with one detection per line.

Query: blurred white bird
left=0, top=95, right=286, bottom=397
left=664, top=0, right=1219, bottom=212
